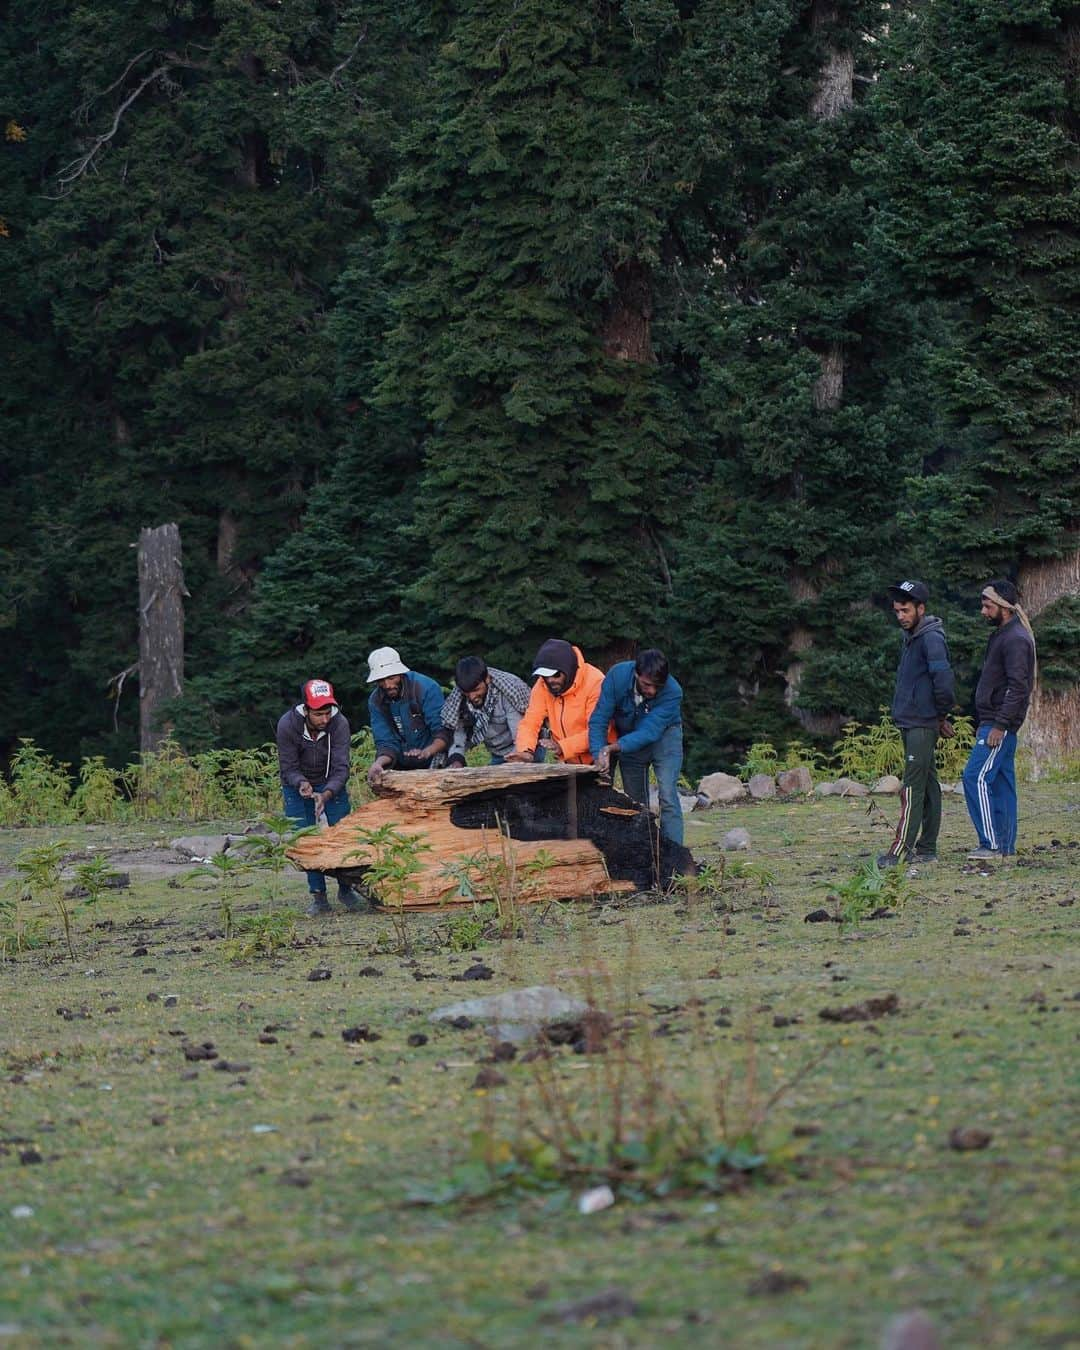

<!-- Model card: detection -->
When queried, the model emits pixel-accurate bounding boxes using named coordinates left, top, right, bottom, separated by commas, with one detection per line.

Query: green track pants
left=889, top=726, right=941, bottom=857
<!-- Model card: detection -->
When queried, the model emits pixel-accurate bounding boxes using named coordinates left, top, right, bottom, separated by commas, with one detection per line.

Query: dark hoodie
left=891, top=614, right=955, bottom=729
left=532, top=638, right=579, bottom=686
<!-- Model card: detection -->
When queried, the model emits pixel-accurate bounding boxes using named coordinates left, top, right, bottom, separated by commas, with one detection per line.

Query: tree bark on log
left=137, top=523, right=187, bottom=753
left=1019, top=549, right=1080, bottom=778
left=287, top=763, right=694, bottom=908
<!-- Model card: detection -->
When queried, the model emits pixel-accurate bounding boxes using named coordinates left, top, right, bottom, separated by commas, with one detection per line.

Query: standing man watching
left=365, top=647, right=449, bottom=787
left=962, top=579, right=1037, bottom=861
left=878, top=581, right=956, bottom=868
left=589, top=648, right=685, bottom=846
left=276, top=679, right=362, bottom=916
left=505, top=639, right=607, bottom=765
left=441, top=657, right=533, bottom=766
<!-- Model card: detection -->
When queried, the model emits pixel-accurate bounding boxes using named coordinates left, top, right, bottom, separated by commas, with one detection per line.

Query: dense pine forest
left=2, top=0, right=1077, bottom=777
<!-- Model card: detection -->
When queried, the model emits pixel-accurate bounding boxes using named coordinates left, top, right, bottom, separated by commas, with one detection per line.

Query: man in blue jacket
left=365, top=647, right=450, bottom=788
left=588, top=648, right=685, bottom=845
left=961, top=579, right=1037, bottom=861
left=878, top=581, right=956, bottom=868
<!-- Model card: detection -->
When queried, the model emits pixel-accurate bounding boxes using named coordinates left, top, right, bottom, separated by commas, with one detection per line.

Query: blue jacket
left=368, top=671, right=446, bottom=765
left=588, top=662, right=683, bottom=758
left=891, top=615, right=955, bottom=729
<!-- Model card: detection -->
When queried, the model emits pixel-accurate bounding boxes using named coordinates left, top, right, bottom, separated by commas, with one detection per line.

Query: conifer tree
left=875, top=0, right=1080, bottom=769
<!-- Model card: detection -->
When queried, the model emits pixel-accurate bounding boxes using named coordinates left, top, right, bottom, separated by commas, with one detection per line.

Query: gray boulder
left=748, top=773, right=777, bottom=800
left=815, top=782, right=836, bottom=797
left=170, top=835, right=230, bottom=861
left=776, top=766, right=813, bottom=795
left=722, top=828, right=751, bottom=852
left=871, top=774, right=902, bottom=795
left=696, top=772, right=748, bottom=806
left=430, top=985, right=594, bottom=1043
left=832, top=777, right=870, bottom=798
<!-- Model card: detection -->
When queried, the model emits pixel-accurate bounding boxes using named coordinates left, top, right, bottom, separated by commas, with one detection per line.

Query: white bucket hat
left=366, top=646, right=410, bottom=682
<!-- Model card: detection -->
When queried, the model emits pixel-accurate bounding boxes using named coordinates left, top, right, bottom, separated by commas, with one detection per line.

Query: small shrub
left=830, top=859, right=907, bottom=928
left=347, top=824, right=431, bottom=956
left=14, top=840, right=76, bottom=959
left=71, top=757, right=129, bottom=822
left=224, top=910, right=298, bottom=961
left=8, top=741, right=75, bottom=824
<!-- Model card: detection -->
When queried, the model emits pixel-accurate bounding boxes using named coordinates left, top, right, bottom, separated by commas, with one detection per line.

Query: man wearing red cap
left=276, top=679, right=361, bottom=915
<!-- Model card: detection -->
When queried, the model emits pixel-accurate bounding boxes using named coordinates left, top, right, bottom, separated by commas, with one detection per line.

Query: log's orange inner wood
left=286, top=764, right=635, bottom=909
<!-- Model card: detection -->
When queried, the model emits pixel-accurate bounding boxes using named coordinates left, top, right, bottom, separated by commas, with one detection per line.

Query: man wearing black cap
left=961, top=579, right=1036, bottom=861
left=878, top=581, right=956, bottom=867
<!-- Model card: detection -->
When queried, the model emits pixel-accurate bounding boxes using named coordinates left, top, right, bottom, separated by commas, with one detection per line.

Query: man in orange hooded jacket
left=506, top=638, right=611, bottom=765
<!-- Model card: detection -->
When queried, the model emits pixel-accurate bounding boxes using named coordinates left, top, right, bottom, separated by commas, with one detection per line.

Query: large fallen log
left=286, top=763, right=694, bottom=909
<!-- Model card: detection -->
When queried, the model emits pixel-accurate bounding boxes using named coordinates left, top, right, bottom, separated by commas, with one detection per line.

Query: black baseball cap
left=887, top=580, right=929, bottom=605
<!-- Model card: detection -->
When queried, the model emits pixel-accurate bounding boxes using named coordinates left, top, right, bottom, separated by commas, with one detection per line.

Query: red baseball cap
left=302, top=679, right=337, bottom=710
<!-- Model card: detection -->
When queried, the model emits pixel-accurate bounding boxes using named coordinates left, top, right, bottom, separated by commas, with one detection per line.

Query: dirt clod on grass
left=819, top=994, right=899, bottom=1023
left=543, top=1288, right=640, bottom=1325
left=747, top=1268, right=809, bottom=1296
left=949, top=1126, right=992, bottom=1152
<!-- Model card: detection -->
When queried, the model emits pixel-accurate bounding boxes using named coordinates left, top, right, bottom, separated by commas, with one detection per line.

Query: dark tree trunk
left=138, top=523, right=187, bottom=753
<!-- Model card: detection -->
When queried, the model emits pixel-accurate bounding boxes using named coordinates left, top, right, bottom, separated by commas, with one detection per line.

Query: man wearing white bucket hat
left=365, top=647, right=449, bottom=788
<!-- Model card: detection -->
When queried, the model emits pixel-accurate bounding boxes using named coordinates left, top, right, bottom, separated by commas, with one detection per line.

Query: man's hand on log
left=594, top=746, right=613, bottom=776
left=367, top=756, right=393, bottom=788
left=503, top=749, right=532, bottom=763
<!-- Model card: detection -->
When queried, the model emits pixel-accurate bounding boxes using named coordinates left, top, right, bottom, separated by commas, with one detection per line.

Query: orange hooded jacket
left=515, top=645, right=614, bottom=764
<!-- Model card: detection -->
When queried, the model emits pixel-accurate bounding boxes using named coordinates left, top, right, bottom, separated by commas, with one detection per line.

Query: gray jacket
left=275, top=706, right=351, bottom=795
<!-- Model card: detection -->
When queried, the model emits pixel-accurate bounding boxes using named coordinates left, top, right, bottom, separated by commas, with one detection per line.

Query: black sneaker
left=910, top=850, right=938, bottom=864
left=337, top=886, right=366, bottom=913
left=876, top=852, right=903, bottom=869
left=306, top=892, right=332, bottom=917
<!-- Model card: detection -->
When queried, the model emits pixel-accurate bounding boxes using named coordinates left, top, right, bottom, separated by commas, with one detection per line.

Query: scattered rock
left=696, top=773, right=748, bottom=806
left=542, top=1009, right=612, bottom=1054
left=577, top=1184, right=616, bottom=1215
left=489, top=1040, right=517, bottom=1062
left=430, top=985, right=594, bottom=1043
left=212, top=1060, right=251, bottom=1074
left=445, top=1015, right=475, bottom=1030
left=832, top=777, right=870, bottom=798
left=871, top=775, right=902, bottom=795
left=773, top=1014, right=801, bottom=1028
left=307, top=968, right=332, bottom=982
left=471, top=1066, right=507, bottom=1089
left=170, top=834, right=230, bottom=860
left=258, top=1034, right=278, bottom=1045
left=543, top=1288, right=639, bottom=1325
left=279, top=1168, right=312, bottom=1188
left=776, top=767, right=813, bottom=795
left=150, top=1115, right=167, bottom=1127
left=881, top=1310, right=942, bottom=1350
left=819, top=994, right=899, bottom=1024
left=407, top=1033, right=428, bottom=1048
left=722, top=828, right=751, bottom=852
left=815, top=782, right=836, bottom=796
left=948, top=1126, right=992, bottom=1152
left=163, top=995, right=178, bottom=1008
left=747, top=1268, right=809, bottom=1296
left=131, top=946, right=149, bottom=957
left=679, top=793, right=699, bottom=815
left=181, top=1041, right=218, bottom=1061
left=804, top=909, right=837, bottom=924
left=357, top=966, right=383, bottom=977
left=452, top=962, right=494, bottom=982
left=341, top=1026, right=381, bottom=1043
left=19, top=1149, right=43, bottom=1165
left=748, top=774, right=777, bottom=800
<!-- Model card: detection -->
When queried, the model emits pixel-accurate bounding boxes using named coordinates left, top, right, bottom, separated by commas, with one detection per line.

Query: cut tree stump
left=286, top=763, right=695, bottom=909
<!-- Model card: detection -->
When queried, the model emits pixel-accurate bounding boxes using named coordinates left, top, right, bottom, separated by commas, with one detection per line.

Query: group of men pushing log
left=277, top=574, right=1037, bottom=915
left=276, top=640, right=684, bottom=915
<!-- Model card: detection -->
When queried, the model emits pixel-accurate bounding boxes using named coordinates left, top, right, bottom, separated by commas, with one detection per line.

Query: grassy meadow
left=1, top=782, right=1077, bottom=1348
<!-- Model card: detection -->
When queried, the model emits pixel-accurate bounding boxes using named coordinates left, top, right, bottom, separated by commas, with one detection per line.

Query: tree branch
left=54, top=66, right=170, bottom=192
left=75, top=49, right=154, bottom=123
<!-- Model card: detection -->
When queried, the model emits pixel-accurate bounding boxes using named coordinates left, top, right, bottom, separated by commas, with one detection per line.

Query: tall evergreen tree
left=875, top=0, right=1080, bottom=769
left=371, top=0, right=707, bottom=671
left=667, top=0, right=930, bottom=764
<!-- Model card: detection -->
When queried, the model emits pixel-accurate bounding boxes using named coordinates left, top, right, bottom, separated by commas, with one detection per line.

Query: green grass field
left=1, top=785, right=1077, bottom=1348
